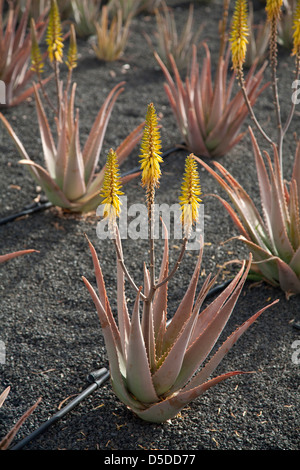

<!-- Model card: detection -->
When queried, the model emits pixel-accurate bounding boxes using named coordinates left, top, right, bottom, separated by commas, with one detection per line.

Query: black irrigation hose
left=0, top=201, right=53, bottom=226
left=0, top=144, right=186, bottom=227
left=10, top=367, right=110, bottom=450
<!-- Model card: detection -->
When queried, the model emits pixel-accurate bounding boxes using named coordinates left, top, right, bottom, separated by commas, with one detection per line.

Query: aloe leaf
left=163, top=245, right=203, bottom=351
left=33, top=84, right=57, bottom=179
left=249, top=127, right=274, bottom=246
left=115, top=226, right=131, bottom=358
left=275, top=258, right=300, bottom=297
left=85, top=237, right=121, bottom=348
left=237, top=235, right=280, bottom=285
left=169, top=260, right=250, bottom=393
left=82, top=275, right=142, bottom=411
left=196, top=157, right=270, bottom=250
left=288, top=180, right=300, bottom=250
left=152, top=302, right=198, bottom=396
left=62, top=112, right=86, bottom=201
left=18, top=160, right=74, bottom=208
left=134, top=371, right=245, bottom=423
left=292, top=141, right=300, bottom=205
left=0, top=387, right=10, bottom=408
left=0, top=112, right=32, bottom=162
left=0, top=249, right=38, bottom=264
left=183, top=299, right=279, bottom=393
left=126, top=288, right=159, bottom=404
left=152, top=219, right=169, bottom=336
left=82, top=82, right=125, bottom=186
left=0, top=396, right=41, bottom=450
left=265, top=146, right=294, bottom=262
left=289, top=245, right=300, bottom=277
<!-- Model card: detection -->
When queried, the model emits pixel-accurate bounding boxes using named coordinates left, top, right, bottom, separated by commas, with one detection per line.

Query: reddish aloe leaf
left=134, top=371, right=246, bottom=423
left=170, top=259, right=250, bottom=393
left=82, top=274, right=143, bottom=411
left=126, top=288, right=159, bottom=404
left=82, top=82, right=125, bottom=185
left=115, top=227, right=131, bottom=358
left=195, top=156, right=269, bottom=250
left=62, top=112, right=86, bottom=201
left=0, top=396, right=41, bottom=450
left=163, top=245, right=203, bottom=350
left=152, top=302, right=199, bottom=396
left=85, top=237, right=120, bottom=348
left=19, top=160, right=73, bottom=208
left=152, top=219, right=169, bottom=336
left=183, top=299, right=279, bottom=392
left=33, top=84, right=57, bottom=178
left=0, top=387, right=10, bottom=408
left=275, top=258, right=300, bottom=297
left=288, top=180, right=300, bottom=250
left=0, top=249, right=38, bottom=264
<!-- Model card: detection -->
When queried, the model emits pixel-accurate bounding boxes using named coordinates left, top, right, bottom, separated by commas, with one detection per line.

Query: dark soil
left=0, top=0, right=299, bottom=454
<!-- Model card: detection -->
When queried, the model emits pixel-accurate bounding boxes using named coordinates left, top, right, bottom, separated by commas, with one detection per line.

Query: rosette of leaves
left=82, top=103, right=278, bottom=423
left=197, top=0, right=300, bottom=298
left=0, top=0, right=49, bottom=108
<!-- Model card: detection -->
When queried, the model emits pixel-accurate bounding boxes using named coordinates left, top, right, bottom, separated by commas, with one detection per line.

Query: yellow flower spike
left=100, top=149, right=124, bottom=225
left=292, top=0, right=300, bottom=56
left=265, top=0, right=283, bottom=22
left=139, top=103, right=163, bottom=192
left=30, top=18, right=44, bottom=75
left=229, top=0, right=249, bottom=72
left=46, top=0, right=64, bottom=64
left=65, top=24, right=77, bottom=71
left=179, top=154, right=202, bottom=235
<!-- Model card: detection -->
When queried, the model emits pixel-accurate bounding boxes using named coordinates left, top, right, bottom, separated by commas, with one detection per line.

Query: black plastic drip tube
left=0, top=201, right=53, bottom=226
left=10, top=368, right=110, bottom=450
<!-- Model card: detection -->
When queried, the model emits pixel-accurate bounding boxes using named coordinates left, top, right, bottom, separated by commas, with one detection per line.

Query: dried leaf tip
left=100, top=149, right=124, bottom=224
left=292, top=0, right=300, bottom=56
left=265, top=0, right=283, bottom=22
left=66, top=24, right=77, bottom=70
left=139, top=103, right=163, bottom=190
left=46, top=0, right=64, bottom=63
left=230, top=0, right=249, bottom=72
left=179, top=154, right=202, bottom=235
left=30, top=18, right=44, bottom=74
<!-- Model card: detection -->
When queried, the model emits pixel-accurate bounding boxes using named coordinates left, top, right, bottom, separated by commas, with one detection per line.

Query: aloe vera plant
left=92, top=5, right=132, bottom=62
left=0, top=0, right=143, bottom=212
left=154, top=0, right=268, bottom=159
left=82, top=103, right=278, bottom=423
left=196, top=0, right=300, bottom=298
left=0, top=82, right=143, bottom=212
left=0, top=0, right=49, bottom=108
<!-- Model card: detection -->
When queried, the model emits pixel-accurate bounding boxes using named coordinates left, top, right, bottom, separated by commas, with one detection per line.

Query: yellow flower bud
left=100, top=149, right=124, bottom=224
left=179, top=154, right=202, bottom=234
left=229, top=0, right=249, bottom=71
left=46, top=0, right=64, bottom=64
left=139, top=103, right=163, bottom=190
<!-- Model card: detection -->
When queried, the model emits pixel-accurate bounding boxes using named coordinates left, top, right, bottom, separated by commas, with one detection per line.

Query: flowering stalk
left=139, top=103, right=163, bottom=293
left=230, top=0, right=273, bottom=147
left=46, top=0, right=64, bottom=113
left=180, top=154, right=202, bottom=239
left=100, top=148, right=124, bottom=232
left=65, top=24, right=77, bottom=95
left=30, top=18, right=56, bottom=113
